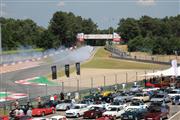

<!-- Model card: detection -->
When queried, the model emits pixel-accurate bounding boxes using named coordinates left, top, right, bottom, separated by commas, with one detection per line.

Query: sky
left=0, top=0, right=180, bottom=29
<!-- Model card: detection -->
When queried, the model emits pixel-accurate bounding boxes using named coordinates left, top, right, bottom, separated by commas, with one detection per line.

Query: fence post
left=91, top=77, right=93, bottom=89
left=144, top=71, right=147, bottom=80
left=77, top=79, right=79, bottom=92
left=126, top=72, right=128, bottom=84
left=136, top=72, right=138, bottom=82
left=62, top=82, right=64, bottom=93
left=27, top=86, right=30, bottom=102
left=45, top=84, right=47, bottom=96
left=115, top=74, right=117, bottom=85
left=104, top=76, right=106, bottom=87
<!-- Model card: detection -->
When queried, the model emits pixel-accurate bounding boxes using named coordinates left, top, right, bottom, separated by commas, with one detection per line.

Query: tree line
left=1, top=11, right=180, bottom=55
left=117, top=15, right=180, bottom=55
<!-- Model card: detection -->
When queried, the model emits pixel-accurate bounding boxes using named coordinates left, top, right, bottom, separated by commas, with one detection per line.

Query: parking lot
left=35, top=101, right=180, bottom=120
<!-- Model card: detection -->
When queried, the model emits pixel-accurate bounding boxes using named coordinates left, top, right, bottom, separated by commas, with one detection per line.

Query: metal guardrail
left=105, top=45, right=180, bottom=66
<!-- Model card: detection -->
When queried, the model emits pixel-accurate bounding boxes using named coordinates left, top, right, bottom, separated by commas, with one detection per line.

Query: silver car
left=150, top=94, right=171, bottom=103
left=114, top=93, right=134, bottom=102
left=56, top=99, right=73, bottom=111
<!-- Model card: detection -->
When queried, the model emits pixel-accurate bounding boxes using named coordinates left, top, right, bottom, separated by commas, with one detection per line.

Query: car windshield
left=126, top=108, right=137, bottom=112
left=108, top=107, right=118, bottom=111
left=169, top=91, right=178, bottom=94
left=64, top=100, right=71, bottom=103
left=149, top=108, right=161, bottom=112
left=90, top=106, right=100, bottom=110
left=111, top=101, right=121, bottom=105
left=73, top=106, right=80, bottom=109
left=132, top=86, right=138, bottom=88
left=50, top=119, right=57, bottom=120
left=135, top=94, right=143, bottom=97
left=131, top=102, right=140, bottom=106
left=154, top=95, right=164, bottom=98
left=120, top=93, right=127, bottom=96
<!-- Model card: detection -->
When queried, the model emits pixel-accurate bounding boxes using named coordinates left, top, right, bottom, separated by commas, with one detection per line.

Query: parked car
left=150, top=93, right=171, bottom=103
left=121, top=108, right=147, bottom=120
left=113, top=93, right=133, bottom=102
left=130, top=85, right=142, bottom=92
left=56, top=99, right=73, bottom=111
left=32, top=105, right=55, bottom=116
left=30, top=118, right=48, bottom=120
left=144, top=106, right=170, bottom=120
left=132, top=93, right=150, bottom=102
left=101, top=91, right=113, bottom=97
left=127, top=100, right=148, bottom=109
left=0, top=115, right=9, bottom=120
left=172, top=95, right=180, bottom=105
left=65, top=104, right=89, bottom=118
left=49, top=115, right=67, bottom=120
left=149, top=101, right=170, bottom=112
left=110, top=100, right=127, bottom=108
left=83, top=106, right=106, bottom=119
left=95, top=116, right=114, bottom=120
left=103, top=105, right=125, bottom=119
left=168, top=89, right=180, bottom=98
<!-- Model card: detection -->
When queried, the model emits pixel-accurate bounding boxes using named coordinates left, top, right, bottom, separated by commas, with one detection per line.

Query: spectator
left=14, top=100, right=19, bottom=108
left=26, top=108, right=32, bottom=117
left=37, top=96, right=41, bottom=106
left=60, top=92, right=64, bottom=100
left=14, top=108, right=19, bottom=117
left=54, top=94, right=58, bottom=101
left=18, top=108, right=24, bottom=116
left=50, top=95, right=54, bottom=101
left=67, top=92, right=71, bottom=100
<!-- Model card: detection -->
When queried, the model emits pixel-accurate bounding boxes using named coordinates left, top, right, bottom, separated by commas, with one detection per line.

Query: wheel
left=95, top=115, right=99, bottom=119
left=166, top=114, right=170, bottom=119
left=52, top=109, right=55, bottom=114
left=41, top=112, right=45, bottom=116
left=76, top=113, right=80, bottom=118
left=113, top=115, right=116, bottom=120
left=160, top=117, right=163, bottom=120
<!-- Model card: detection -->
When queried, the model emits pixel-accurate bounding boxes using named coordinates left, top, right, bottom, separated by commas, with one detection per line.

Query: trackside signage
left=77, top=33, right=121, bottom=42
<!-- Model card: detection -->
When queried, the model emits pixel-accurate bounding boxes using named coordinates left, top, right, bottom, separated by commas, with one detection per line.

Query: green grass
left=29, top=76, right=59, bottom=86
left=0, top=93, right=9, bottom=98
left=82, top=47, right=169, bottom=69
left=2, top=48, right=44, bottom=54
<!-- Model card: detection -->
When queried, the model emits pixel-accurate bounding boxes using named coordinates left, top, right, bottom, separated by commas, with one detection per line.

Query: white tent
left=144, top=66, right=180, bottom=77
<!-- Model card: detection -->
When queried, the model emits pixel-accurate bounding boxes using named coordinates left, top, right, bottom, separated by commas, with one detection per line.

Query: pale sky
left=1, top=0, right=180, bottom=29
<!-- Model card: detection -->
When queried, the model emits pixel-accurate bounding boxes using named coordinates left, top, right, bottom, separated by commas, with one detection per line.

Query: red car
left=83, top=106, right=105, bottom=119
left=0, top=115, right=9, bottom=120
left=32, top=105, right=55, bottom=116
left=144, top=106, right=169, bottom=120
left=95, top=116, right=114, bottom=120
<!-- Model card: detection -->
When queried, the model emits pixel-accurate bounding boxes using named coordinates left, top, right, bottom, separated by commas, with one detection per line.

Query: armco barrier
left=105, top=45, right=180, bottom=66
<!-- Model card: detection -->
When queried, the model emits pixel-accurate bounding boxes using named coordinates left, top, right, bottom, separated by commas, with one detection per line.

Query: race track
left=0, top=46, right=94, bottom=99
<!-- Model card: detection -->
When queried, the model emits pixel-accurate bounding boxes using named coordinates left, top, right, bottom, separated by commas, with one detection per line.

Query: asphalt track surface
left=0, top=46, right=94, bottom=99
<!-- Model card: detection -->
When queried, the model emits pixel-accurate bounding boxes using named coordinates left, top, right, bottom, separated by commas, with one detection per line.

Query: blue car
left=172, top=95, right=180, bottom=105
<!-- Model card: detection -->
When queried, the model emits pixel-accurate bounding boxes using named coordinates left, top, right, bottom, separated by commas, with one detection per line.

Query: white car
left=31, top=118, right=49, bottom=120
left=143, top=87, right=159, bottom=92
left=49, top=115, right=68, bottom=120
left=168, top=89, right=180, bottom=98
left=127, top=100, right=148, bottom=109
left=130, top=85, right=142, bottom=92
left=103, top=105, right=125, bottom=119
left=56, top=100, right=73, bottom=111
left=65, top=104, right=89, bottom=118
left=132, top=93, right=150, bottom=102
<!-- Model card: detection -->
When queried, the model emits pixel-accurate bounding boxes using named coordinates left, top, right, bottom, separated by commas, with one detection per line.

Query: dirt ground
left=57, top=68, right=154, bottom=89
